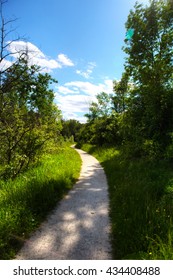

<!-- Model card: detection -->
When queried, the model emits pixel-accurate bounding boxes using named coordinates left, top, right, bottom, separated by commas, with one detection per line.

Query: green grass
left=80, top=144, right=173, bottom=259
left=0, top=145, right=81, bottom=259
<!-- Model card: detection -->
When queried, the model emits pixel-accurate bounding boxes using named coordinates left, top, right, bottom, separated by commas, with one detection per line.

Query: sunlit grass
left=80, top=144, right=173, bottom=259
left=0, top=146, right=81, bottom=259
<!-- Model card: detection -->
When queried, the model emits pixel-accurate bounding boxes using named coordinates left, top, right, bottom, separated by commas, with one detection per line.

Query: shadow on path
left=16, top=148, right=112, bottom=260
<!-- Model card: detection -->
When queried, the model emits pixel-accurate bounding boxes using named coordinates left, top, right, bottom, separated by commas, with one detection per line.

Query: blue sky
left=3, top=0, right=149, bottom=122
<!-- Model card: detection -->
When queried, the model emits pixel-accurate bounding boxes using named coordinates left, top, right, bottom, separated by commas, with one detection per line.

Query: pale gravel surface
left=15, top=147, right=112, bottom=260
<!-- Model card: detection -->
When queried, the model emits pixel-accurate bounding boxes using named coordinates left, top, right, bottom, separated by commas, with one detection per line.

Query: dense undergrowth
left=0, top=144, right=81, bottom=259
left=80, top=143, right=173, bottom=260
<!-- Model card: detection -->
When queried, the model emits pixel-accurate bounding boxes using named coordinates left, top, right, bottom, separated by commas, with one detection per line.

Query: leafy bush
left=0, top=58, right=62, bottom=179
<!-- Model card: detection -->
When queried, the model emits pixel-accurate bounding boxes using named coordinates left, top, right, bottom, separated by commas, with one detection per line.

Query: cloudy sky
left=3, top=0, right=149, bottom=122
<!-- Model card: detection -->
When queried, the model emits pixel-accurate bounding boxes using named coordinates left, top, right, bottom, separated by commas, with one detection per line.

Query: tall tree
left=123, top=0, right=173, bottom=155
left=113, top=72, right=129, bottom=113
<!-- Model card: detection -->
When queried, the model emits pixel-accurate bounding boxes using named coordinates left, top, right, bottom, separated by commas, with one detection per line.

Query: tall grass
left=81, top=144, right=173, bottom=259
left=0, top=146, right=81, bottom=259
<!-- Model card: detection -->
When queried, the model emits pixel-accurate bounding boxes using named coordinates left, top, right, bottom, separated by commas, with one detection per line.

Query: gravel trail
left=15, top=147, right=112, bottom=259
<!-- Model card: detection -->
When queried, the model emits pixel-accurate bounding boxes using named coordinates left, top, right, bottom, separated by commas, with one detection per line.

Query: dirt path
left=15, top=147, right=112, bottom=259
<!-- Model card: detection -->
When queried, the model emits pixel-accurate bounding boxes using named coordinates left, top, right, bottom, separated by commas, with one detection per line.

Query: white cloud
left=0, top=59, right=13, bottom=71
left=62, top=111, right=87, bottom=123
left=65, top=79, right=113, bottom=96
left=76, top=61, right=96, bottom=79
left=55, top=79, right=113, bottom=122
left=130, top=0, right=149, bottom=4
left=7, top=41, right=43, bottom=57
left=55, top=93, right=90, bottom=117
left=5, top=41, right=74, bottom=72
left=76, top=69, right=90, bottom=79
left=57, top=54, right=74, bottom=67
left=60, top=94, right=89, bottom=112
left=65, top=81, right=99, bottom=95
left=57, top=85, right=79, bottom=95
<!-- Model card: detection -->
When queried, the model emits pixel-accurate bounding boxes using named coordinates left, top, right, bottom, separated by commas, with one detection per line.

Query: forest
left=0, top=0, right=173, bottom=259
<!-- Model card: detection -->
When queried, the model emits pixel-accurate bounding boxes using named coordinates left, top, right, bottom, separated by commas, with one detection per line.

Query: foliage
left=77, top=92, right=121, bottom=147
left=85, top=92, right=113, bottom=121
left=113, top=72, right=130, bottom=114
left=61, top=119, right=83, bottom=142
left=81, top=144, right=173, bottom=260
left=0, top=57, right=62, bottom=178
left=122, top=0, right=173, bottom=156
left=77, top=1, right=173, bottom=260
left=0, top=2, right=62, bottom=179
left=0, top=145, right=81, bottom=259
left=78, top=0, right=173, bottom=160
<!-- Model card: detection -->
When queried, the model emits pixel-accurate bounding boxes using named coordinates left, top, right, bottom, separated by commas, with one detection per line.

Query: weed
left=81, top=144, right=173, bottom=259
left=0, top=146, right=81, bottom=259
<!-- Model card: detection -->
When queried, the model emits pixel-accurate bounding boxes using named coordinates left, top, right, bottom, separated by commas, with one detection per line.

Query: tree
left=0, top=0, right=23, bottom=85
left=85, top=92, right=113, bottom=121
left=0, top=57, right=61, bottom=178
left=0, top=2, right=62, bottom=178
left=77, top=92, right=121, bottom=146
left=113, top=72, right=130, bottom=113
left=122, top=0, right=173, bottom=156
left=61, top=119, right=83, bottom=142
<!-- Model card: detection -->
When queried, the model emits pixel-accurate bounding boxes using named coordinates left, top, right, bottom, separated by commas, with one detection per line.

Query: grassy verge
left=0, top=145, right=81, bottom=259
left=80, top=144, right=173, bottom=259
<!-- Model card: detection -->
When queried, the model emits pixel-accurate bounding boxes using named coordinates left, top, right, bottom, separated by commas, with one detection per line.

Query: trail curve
left=15, top=147, right=112, bottom=260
